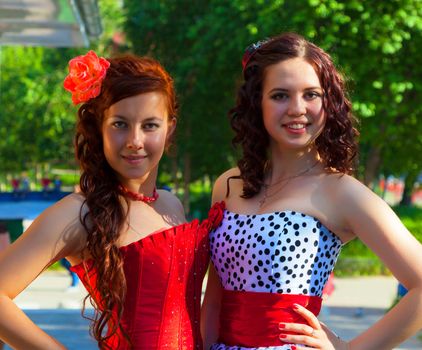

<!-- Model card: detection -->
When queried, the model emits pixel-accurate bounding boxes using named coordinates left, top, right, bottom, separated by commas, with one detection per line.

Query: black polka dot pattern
left=209, top=209, right=343, bottom=349
left=210, top=210, right=342, bottom=297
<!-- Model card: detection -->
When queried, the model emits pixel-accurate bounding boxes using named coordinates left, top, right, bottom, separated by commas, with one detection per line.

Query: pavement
left=3, top=271, right=422, bottom=349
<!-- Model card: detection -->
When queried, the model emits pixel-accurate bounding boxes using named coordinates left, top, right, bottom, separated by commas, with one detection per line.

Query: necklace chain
left=259, top=160, right=320, bottom=208
left=127, top=221, right=143, bottom=238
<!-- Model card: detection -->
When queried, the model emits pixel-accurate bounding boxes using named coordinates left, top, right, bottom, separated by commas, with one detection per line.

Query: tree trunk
left=183, top=152, right=191, bottom=216
left=171, top=156, right=179, bottom=193
left=170, top=143, right=179, bottom=194
left=363, top=146, right=382, bottom=188
left=400, top=171, right=418, bottom=206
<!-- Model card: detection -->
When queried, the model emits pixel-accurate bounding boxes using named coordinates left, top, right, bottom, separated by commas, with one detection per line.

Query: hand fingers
left=279, top=321, right=314, bottom=336
left=292, top=303, right=321, bottom=329
left=279, top=332, right=320, bottom=348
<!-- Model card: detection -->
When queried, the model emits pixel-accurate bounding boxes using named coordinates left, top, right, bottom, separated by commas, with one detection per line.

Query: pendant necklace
left=126, top=221, right=144, bottom=238
left=259, top=160, right=320, bottom=208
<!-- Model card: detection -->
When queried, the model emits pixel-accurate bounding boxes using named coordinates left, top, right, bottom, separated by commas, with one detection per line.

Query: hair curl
left=74, top=54, right=177, bottom=348
left=230, top=32, right=359, bottom=198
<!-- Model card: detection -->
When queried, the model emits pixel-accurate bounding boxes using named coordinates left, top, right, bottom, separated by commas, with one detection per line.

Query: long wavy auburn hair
left=74, top=54, right=177, bottom=348
left=230, top=32, right=359, bottom=198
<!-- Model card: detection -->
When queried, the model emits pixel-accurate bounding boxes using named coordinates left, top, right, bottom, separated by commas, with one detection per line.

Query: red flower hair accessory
left=63, top=50, right=110, bottom=105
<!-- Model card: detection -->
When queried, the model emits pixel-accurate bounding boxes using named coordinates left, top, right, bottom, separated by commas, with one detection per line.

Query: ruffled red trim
left=202, top=201, right=226, bottom=231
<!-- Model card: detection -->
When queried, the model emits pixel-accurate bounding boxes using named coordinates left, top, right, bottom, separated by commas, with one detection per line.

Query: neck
left=267, top=147, right=321, bottom=182
left=119, top=168, right=158, bottom=196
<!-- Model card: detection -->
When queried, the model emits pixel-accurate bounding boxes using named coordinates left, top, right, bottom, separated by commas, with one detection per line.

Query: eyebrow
left=109, top=115, right=164, bottom=122
left=268, top=87, right=323, bottom=93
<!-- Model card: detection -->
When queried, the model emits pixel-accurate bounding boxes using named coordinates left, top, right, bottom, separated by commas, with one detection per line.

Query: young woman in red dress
left=202, top=32, right=422, bottom=350
left=0, top=52, right=223, bottom=349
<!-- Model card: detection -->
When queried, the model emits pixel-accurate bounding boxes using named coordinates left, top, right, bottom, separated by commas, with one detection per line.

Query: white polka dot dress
left=209, top=209, right=343, bottom=350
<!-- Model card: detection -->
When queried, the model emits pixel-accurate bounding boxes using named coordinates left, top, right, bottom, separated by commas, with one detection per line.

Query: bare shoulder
left=314, top=173, right=383, bottom=236
left=322, top=173, right=400, bottom=234
left=214, top=167, right=241, bottom=184
left=323, top=173, right=379, bottom=205
left=41, top=192, right=86, bottom=225
left=57, top=191, right=86, bottom=208
left=157, top=188, right=183, bottom=207
left=24, top=193, right=87, bottom=255
left=212, top=167, right=242, bottom=204
left=157, top=189, right=185, bottom=218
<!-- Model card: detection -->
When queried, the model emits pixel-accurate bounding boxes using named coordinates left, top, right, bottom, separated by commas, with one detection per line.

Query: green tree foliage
left=124, top=0, right=421, bottom=211
left=0, top=47, right=79, bottom=172
left=0, top=0, right=124, bottom=176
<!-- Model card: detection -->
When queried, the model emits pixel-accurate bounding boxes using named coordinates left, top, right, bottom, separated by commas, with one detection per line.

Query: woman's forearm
left=0, top=295, right=66, bottom=350
left=350, top=286, right=422, bottom=350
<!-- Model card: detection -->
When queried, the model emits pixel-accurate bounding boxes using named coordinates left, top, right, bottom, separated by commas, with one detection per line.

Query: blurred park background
left=0, top=0, right=421, bottom=277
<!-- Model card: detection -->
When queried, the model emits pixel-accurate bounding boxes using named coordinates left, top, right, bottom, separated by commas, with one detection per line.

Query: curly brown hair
left=74, top=54, right=177, bottom=348
left=230, top=32, right=359, bottom=198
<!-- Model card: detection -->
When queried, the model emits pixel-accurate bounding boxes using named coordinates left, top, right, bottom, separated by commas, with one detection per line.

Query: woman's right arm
left=0, top=194, right=85, bottom=349
left=201, top=264, right=223, bottom=349
left=201, top=169, right=237, bottom=349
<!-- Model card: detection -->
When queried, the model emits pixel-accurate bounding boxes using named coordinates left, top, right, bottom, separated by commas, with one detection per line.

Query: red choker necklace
left=118, top=185, right=159, bottom=203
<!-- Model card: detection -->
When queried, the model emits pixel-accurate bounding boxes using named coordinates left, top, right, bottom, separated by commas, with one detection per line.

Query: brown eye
left=304, top=91, right=321, bottom=100
left=271, top=93, right=288, bottom=100
left=112, top=121, right=127, bottom=129
left=143, top=123, right=160, bottom=130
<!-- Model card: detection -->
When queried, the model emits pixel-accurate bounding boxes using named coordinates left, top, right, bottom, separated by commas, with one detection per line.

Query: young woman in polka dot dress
left=201, top=33, right=422, bottom=350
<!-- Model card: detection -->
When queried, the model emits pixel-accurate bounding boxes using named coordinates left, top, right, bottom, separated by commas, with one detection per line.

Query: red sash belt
left=219, top=290, right=322, bottom=347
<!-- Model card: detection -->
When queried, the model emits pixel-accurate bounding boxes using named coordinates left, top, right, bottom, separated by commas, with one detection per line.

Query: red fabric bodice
left=70, top=214, right=219, bottom=349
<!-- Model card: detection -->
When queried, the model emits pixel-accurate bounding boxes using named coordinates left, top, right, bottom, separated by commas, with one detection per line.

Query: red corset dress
left=70, top=203, right=225, bottom=350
